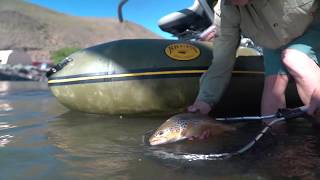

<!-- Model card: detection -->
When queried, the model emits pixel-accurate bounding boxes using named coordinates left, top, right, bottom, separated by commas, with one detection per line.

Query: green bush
left=51, top=47, right=80, bottom=64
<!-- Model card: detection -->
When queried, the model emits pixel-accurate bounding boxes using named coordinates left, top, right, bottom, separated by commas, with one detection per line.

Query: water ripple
left=0, top=134, right=14, bottom=147
left=0, top=122, right=16, bottom=147
left=0, top=103, right=13, bottom=112
left=0, top=122, right=16, bottom=131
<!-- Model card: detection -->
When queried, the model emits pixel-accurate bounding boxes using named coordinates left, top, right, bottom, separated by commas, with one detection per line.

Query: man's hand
left=187, top=101, right=212, bottom=141
left=187, top=101, right=212, bottom=115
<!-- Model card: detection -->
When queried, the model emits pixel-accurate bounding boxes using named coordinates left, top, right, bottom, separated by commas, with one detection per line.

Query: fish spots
left=149, top=113, right=235, bottom=145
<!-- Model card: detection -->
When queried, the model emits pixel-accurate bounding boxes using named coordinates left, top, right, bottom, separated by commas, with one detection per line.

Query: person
left=188, top=0, right=320, bottom=120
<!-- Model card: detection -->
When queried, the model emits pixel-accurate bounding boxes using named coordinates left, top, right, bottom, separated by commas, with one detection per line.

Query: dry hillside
left=0, top=0, right=161, bottom=62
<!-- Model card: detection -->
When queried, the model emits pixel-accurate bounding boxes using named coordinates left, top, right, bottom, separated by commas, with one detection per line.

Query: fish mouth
left=149, top=139, right=165, bottom=146
left=149, top=137, right=185, bottom=146
left=149, top=136, right=174, bottom=146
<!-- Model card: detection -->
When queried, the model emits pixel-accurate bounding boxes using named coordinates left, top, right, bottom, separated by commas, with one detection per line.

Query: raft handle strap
left=46, top=57, right=73, bottom=78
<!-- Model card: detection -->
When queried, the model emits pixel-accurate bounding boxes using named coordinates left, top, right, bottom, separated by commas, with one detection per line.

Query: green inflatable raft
left=47, top=39, right=300, bottom=115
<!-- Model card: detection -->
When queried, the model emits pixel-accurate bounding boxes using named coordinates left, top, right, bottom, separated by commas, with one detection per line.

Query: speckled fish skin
left=149, top=113, right=236, bottom=146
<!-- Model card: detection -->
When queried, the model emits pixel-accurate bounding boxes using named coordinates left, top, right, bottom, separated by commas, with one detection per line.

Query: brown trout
left=149, top=113, right=236, bottom=146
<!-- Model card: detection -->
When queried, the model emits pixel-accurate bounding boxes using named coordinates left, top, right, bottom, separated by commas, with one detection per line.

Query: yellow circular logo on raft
left=165, top=43, right=201, bottom=61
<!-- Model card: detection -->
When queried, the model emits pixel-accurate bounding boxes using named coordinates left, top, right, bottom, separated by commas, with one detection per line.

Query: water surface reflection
left=0, top=81, right=320, bottom=180
left=48, top=111, right=320, bottom=180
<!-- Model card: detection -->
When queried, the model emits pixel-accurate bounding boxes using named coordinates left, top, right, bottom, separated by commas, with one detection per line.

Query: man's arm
left=196, top=26, right=240, bottom=106
left=189, top=2, right=241, bottom=113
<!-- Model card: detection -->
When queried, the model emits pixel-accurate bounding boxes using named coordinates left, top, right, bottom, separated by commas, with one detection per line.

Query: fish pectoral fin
left=181, top=122, right=194, bottom=137
left=197, top=125, right=214, bottom=136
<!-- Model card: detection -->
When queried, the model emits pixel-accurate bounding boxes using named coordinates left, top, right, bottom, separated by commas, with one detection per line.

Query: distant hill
left=0, top=0, right=161, bottom=62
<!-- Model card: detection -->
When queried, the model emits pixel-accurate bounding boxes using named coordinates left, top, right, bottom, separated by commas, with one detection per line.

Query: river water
left=1, top=81, right=320, bottom=180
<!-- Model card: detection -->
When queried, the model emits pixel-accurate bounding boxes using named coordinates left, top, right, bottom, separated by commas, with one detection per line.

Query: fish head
left=149, top=116, right=188, bottom=146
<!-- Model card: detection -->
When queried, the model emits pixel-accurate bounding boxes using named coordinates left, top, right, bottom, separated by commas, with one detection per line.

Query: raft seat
left=158, top=0, right=212, bottom=37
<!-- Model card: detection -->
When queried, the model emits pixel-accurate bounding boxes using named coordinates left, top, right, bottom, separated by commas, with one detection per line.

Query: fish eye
left=158, top=131, right=164, bottom=136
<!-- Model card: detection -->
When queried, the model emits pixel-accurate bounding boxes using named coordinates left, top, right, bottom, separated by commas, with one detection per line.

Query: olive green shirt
left=197, top=0, right=319, bottom=106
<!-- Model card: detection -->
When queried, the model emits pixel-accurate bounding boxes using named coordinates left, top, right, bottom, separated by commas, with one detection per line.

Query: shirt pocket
left=287, top=0, right=317, bottom=14
left=283, top=0, right=316, bottom=37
